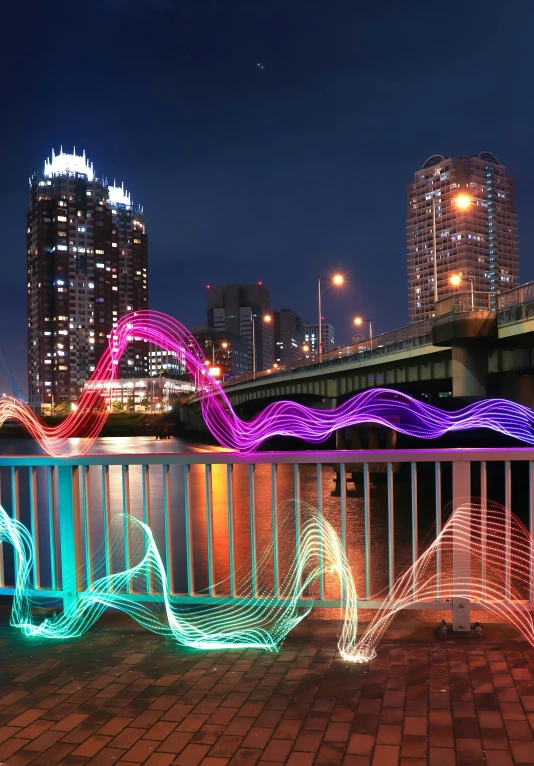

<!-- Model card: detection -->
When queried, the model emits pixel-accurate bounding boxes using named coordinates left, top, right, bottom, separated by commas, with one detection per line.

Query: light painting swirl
left=3, top=500, right=534, bottom=661
left=1, top=311, right=534, bottom=455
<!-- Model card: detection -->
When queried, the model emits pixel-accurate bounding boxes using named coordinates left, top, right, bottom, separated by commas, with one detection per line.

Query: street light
left=455, top=194, right=471, bottom=210
left=251, top=313, right=272, bottom=377
left=318, top=274, right=344, bottom=356
left=450, top=272, right=474, bottom=309
left=211, top=339, right=230, bottom=365
left=353, top=316, right=373, bottom=340
left=302, top=343, right=310, bottom=356
left=430, top=192, right=472, bottom=306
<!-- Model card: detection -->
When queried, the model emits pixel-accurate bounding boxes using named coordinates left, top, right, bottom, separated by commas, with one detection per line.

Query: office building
left=27, top=148, right=148, bottom=407
left=148, top=350, right=184, bottom=379
left=303, top=323, right=334, bottom=355
left=274, top=309, right=303, bottom=363
left=192, top=327, right=248, bottom=378
left=407, top=152, right=519, bottom=322
left=207, top=283, right=273, bottom=373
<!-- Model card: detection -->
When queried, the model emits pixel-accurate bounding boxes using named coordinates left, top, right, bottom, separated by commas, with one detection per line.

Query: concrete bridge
left=186, top=281, right=534, bottom=422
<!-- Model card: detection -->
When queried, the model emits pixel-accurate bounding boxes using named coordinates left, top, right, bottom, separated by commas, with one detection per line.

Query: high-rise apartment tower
left=27, top=148, right=148, bottom=407
left=407, top=152, right=518, bottom=322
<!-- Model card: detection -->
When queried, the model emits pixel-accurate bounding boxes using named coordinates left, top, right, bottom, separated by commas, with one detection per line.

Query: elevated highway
left=187, top=281, right=534, bottom=418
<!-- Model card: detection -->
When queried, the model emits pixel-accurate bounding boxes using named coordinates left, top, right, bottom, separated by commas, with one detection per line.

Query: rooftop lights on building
left=108, top=180, right=132, bottom=208
left=44, top=147, right=94, bottom=181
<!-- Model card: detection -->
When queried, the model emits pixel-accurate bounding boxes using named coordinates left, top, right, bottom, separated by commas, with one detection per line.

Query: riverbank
left=0, top=412, right=213, bottom=442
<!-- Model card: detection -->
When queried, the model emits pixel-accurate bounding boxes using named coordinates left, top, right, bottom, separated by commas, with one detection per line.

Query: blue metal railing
left=1, top=448, right=534, bottom=633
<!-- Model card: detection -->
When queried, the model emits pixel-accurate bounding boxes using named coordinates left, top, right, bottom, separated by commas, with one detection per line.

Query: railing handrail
left=434, top=291, right=493, bottom=317
left=184, top=281, right=534, bottom=398
left=498, top=280, right=534, bottom=311
left=216, top=317, right=434, bottom=390
left=2, top=446, right=534, bottom=466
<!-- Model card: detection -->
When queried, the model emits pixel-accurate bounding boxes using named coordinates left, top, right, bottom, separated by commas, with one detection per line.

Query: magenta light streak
left=1, top=310, right=534, bottom=456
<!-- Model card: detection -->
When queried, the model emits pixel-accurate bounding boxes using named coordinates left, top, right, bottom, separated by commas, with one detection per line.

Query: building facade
left=148, top=350, right=184, bottom=379
left=84, top=376, right=194, bottom=413
left=192, top=327, right=248, bottom=378
left=207, top=283, right=273, bottom=373
left=27, top=149, right=148, bottom=407
left=274, top=309, right=303, bottom=363
left=303, top=323, right=334, bottom=355
left=407, top=152, right=519, bottom=322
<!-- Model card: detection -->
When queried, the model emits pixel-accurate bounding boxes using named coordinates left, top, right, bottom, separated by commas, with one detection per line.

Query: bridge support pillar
left=451, top=344, right=488, bottom=399
left=500, top=373, right=534, bottom=408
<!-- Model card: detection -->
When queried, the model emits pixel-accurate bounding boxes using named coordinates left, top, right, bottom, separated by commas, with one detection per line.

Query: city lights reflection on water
left=0, top=437, right=419, bottom=617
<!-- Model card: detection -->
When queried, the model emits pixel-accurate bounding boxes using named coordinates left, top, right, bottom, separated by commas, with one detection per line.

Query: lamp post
left=431, top=191, right=472, bottom=307
left=318, top=274, right=344, bottom=356
left=251, top=313, right=272, bottom=377
left=431, top=193, right=439, bottom=304
left=449, top=195, right=473, bottom=309
left=450, top=272, right=474, bottom=309
left=212, top=340, right=229, bottom=366
left=353, top=316, right=372, bottom=340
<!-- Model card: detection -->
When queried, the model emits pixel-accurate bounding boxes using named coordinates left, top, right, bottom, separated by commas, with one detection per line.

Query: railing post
left=452, top=460, right=470, bottom=631
left=57, top=465, right=82, bottom=613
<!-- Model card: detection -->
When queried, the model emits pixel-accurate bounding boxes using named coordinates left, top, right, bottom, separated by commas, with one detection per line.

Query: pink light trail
left=1, top=311, right=534, bottom=456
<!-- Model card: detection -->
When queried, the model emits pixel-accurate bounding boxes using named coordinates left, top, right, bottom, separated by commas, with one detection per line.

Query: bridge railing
left=219, top=317, right=434, bottom=387
left=0, top=448, right=533, bottom=630
left=498, top=281, right=534, bottom=311
left=435, top=291, right=492, bottom=317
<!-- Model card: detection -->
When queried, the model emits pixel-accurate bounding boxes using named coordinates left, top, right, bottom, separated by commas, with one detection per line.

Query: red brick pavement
left=0, top=615, right=533, bottom=765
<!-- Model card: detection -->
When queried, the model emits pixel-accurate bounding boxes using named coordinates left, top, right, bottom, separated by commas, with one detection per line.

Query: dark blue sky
left=1, top=0, right=533, bottom=392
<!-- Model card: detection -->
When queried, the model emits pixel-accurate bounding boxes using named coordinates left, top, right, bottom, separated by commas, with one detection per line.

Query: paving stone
left=3, top=616, right=534, bottom=765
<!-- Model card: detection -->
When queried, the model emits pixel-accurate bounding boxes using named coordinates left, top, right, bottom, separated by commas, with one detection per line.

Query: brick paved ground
left=1, top=612, right=534, bottom=765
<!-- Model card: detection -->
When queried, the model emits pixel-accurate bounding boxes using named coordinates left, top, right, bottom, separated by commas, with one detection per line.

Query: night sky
left=1, top=0, right=533, bottom=394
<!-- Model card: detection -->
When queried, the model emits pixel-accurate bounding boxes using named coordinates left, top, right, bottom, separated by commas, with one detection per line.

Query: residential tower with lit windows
left=27, top=148, right=148, bottom=408
left=407, top=152, right=519, bottom=322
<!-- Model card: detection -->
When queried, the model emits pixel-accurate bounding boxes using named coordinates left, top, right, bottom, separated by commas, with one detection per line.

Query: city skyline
left=1, top=3, right=534, bottom=393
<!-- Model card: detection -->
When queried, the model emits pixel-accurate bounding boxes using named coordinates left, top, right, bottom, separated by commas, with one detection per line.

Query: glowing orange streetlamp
left=455, top=194, right=471, bottom=210
left=251, top=313, right=273, bottom=377
left=450, top=272, right=474, bottom=308
left=318, top=274, right=345, bottom=355
left=353, top=316, right=373, bottom=339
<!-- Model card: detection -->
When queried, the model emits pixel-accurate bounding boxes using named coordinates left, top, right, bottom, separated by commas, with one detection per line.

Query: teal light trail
left=6, top=499, right=534, bottom=661
left=0, top=503, right=364, bottom=661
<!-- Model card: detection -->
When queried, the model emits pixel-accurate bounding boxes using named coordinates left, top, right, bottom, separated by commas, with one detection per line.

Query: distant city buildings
left=148, top=350, right=184, bottom=378
left=407, top=152, right=519, bottom=322
left=84, top=376, right=193, bottom=413
left=274, top=309, right=303, bottom=364
left=27, top=148, right=148, bottom=408
left=207, top=283, right=273, bottom=373
left=191, top=327, right=248, bottom=377
left=303, top=322, right=334, bottom=355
